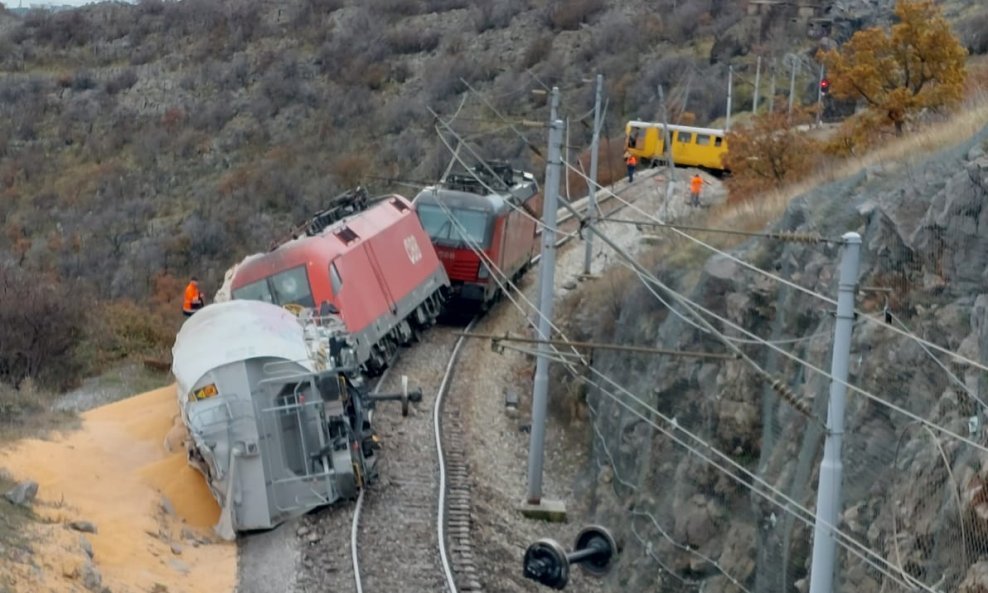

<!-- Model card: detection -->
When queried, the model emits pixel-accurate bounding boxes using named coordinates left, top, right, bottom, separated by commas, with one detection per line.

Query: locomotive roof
left=626, top=121, right=726, bottom=136
left=232, top=194, right=412, bottom=287
left=413, top=170, right=537, bottom=214
left=413, top=186, right=507, bottom=213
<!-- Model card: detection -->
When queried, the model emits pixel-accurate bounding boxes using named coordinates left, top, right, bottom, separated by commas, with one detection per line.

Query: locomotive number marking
left=404, top=235, right=422, bottom=264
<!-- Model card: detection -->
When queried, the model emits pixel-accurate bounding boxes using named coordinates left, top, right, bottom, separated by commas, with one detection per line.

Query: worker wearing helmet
left=182, top=277, right=205, bottom=317
left=689, top=174, right=705, bottom=207
left=625, top=152, right=637, bottom=183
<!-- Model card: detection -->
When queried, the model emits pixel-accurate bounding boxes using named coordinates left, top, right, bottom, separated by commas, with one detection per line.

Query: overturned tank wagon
left=171, top=300, right=419, bottom=539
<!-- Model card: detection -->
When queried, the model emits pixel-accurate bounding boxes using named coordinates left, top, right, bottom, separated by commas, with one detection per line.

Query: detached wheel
left=523, top=538, right=569, bottom=590
left=573, top=525, right=618, bottom=577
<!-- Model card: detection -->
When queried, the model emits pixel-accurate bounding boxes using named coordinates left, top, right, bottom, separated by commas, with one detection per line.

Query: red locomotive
left=229, top=189, right=449, bottom=373
left=412, top=163, right=541, bottom=310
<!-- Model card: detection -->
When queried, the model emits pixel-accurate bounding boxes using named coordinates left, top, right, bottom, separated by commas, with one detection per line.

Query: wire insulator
left=770, top=230, right=827, bottom=244
left=770, top=377, right=812, bottom=417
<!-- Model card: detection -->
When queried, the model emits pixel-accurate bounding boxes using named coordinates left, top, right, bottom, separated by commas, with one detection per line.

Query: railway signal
left=820, top=78, right=831, bottom=95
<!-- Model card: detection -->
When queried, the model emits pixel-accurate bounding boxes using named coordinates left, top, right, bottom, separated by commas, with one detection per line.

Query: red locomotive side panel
left=230, top=195, right=449, bottom=370
left=413, top=164, right=540, bottom=309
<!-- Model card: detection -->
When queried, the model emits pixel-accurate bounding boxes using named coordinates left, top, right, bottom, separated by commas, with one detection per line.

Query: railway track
left=289, top=184, right=642, bottom=593
left=351, top=319, right=479, bottom=592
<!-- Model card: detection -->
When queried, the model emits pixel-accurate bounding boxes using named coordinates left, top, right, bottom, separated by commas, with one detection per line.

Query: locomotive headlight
left=477, top=262, right=490, bottom=279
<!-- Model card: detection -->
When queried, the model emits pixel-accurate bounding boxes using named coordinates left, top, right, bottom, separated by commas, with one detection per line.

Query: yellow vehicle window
left=677, top=132, right=692, bottom=143
left=714, top=137, right=723, bottom=147
left=696, top=134, right=711, bottom=146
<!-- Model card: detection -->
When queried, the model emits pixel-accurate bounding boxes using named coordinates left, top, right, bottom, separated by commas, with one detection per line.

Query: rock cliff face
left=580, top=125, right=988, bottom=592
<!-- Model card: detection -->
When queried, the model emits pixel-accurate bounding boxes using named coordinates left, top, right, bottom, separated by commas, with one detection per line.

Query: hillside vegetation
left=0, top=0, right=984, bottom=396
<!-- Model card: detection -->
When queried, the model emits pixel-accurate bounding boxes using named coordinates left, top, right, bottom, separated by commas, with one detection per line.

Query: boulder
left=4, top=481, right=38, bottom=506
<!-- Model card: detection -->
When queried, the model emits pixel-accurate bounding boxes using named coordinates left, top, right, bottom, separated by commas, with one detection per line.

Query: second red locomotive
left=229, top=189, right=449, bottom=373
left=412, top=163, right=542, bottom=310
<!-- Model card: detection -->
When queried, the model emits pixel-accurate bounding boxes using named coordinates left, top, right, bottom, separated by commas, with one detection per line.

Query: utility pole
left=769, top=58, right=777, bottom=114
left=788, top=56, right=799, bottom=115
left=808, top=232, right=861, bottom=593
left=534, top=87, right=561, bottom=317
left=522, top=87, right=566, bottom=521
left=816, top=63, right=826, bottom=126
left=657, top=85, right=676, bottom=221
left=582, top=74, right=603, bottom=277
left=753, top=56, right=762, bottom=115
left=550, top=85, right=560, bottom=126
left=725, top=65, right=733, bottom=131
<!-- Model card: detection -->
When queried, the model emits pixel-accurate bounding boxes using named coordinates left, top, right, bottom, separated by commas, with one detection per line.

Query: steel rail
left=434, top=318, right=477, bottom=593
left=351, top=367, right=392, bottom=593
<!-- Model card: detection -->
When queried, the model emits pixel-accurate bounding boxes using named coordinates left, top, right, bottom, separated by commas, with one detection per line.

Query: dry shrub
left=723, top=110, right=821, bottom=204
left=523, top=35, right=553, bottom=69
left=384, top=27, right=440, bottom=55
left=83, top=298, right=177, bottom=370
left=332, top=154, right=370, bottom=188
left=0, top=264, right=87, bottom=391
left=543, top=0, right=605, bottom=31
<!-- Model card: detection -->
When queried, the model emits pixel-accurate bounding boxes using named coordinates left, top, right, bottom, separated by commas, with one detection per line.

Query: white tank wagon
left=171, top=300, right=419, bottom=539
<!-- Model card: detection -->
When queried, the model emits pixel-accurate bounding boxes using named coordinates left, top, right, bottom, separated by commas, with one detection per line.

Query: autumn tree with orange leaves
left=722, top=110, right=820, bottom=203
left=818, top=0, right=966, bottom=144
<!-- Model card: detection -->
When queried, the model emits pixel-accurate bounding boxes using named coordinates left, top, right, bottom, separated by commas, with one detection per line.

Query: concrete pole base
left=518, top=499, right=568, bottom=523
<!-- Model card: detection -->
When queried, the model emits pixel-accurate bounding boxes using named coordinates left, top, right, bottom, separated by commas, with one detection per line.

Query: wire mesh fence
left=571, top=218, right=988, bottom=593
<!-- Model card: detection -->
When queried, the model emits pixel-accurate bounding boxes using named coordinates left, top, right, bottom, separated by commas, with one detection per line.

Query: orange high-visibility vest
left=626, top=155, right=637, bottom=166
left=691, top=176, right=703, bottom=193
left=183, top=282, right=204, bottom=313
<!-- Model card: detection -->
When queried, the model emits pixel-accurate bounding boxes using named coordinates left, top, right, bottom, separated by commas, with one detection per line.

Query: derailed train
left=173, top=191, right=447, bottom=536
left=173, top=168, right=541, bottom=535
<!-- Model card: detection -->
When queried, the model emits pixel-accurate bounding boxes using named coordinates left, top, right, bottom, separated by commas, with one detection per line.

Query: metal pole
left=725, top=65, right=733, bottom=131
left=753, top=56, right=762, bottom=115
left=657, top=85, right=675, bottom=221
left=769, top=58, right=777, bottom=113
left=788, top=57, right=799, bottom=115
left=808, top=232, right=861, bottom=593
left=550, top=85, right=560, bottom=124
left=526, top=115, right=564, bottom=504
left=583, top=74, right=603, bottom=276
left=816, top=63, right=825, bottom=126
left=534, top=87, right=561, bottom=317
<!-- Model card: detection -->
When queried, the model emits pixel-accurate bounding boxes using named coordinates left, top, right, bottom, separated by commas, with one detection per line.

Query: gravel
left=456, top=168, right=724, bottom=591
left=237, top=167, right=724, bottom=592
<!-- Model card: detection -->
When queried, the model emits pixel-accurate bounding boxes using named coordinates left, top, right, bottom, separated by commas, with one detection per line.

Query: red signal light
left=820, top=79, right=830, bottom=94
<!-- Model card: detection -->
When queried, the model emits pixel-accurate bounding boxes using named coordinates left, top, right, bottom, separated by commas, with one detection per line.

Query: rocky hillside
left=568, top=123, right=988, bottom=591
left=0, top=0, right=986, bottom=390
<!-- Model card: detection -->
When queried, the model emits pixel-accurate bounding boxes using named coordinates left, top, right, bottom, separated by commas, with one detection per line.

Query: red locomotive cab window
left=390, top=198, right=410, bottom=212
left=330, top=262, right=343, bottom=295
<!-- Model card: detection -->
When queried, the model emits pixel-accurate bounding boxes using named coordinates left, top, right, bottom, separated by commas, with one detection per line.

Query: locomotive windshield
left=233, top=265, right=315, bottom=308
left=416, top=204, right=490, bottom=248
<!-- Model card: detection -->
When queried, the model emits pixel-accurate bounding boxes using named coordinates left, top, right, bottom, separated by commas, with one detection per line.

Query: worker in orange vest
left=625, top=152, right=637, bottom=183
left=182, top=276, right=205, bottom=317
left=689, top=173, right=705, bottom=207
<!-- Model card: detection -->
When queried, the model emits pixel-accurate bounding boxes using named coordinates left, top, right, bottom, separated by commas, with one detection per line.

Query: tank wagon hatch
left=172, top=300, right=422, bottom=539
